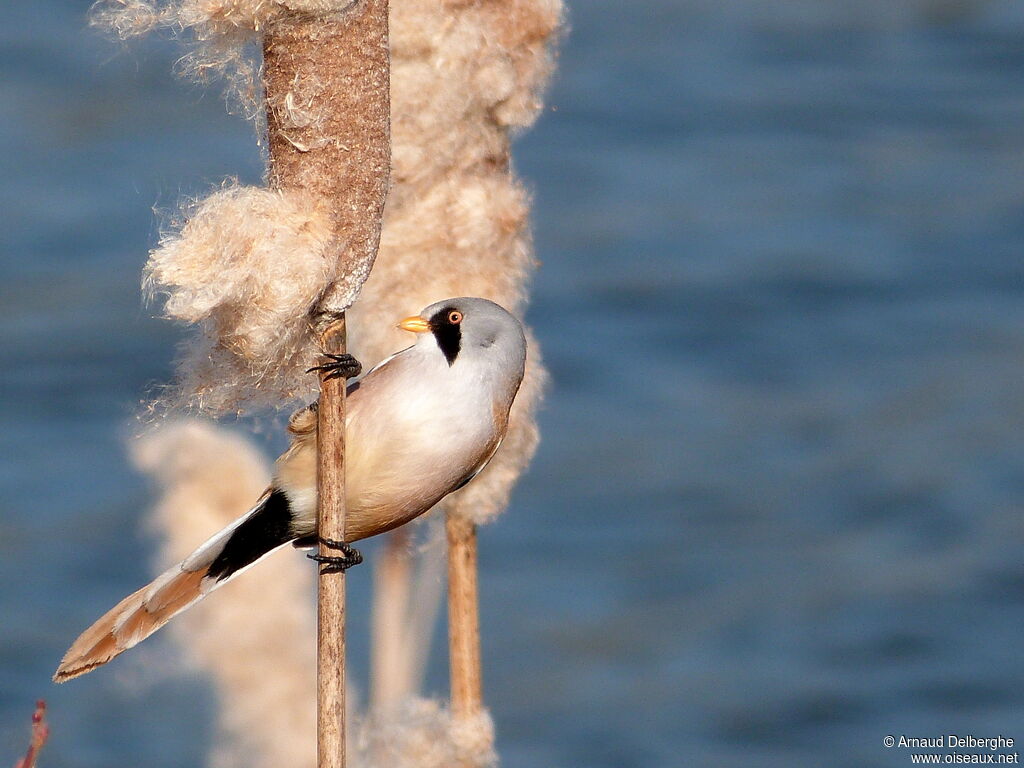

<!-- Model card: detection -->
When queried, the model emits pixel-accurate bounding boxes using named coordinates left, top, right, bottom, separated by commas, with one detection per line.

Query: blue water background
left=3, top=1, right=1024, bottom=766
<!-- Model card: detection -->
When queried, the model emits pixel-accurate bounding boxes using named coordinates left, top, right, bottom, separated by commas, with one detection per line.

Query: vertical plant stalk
left=13, top=700, right=48, bottom=768
left=263, top=3, right=390, bottom=768
left=371, top=528, right=413, bottom=712
left=263, top=0, right=391, bottom=316
left=446, top=513, right=484, bottom=721
left=316, top=320, right=350, bottom=768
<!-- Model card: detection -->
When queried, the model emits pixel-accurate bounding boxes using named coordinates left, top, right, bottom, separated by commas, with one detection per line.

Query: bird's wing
left=451, top=436, right=504, bottom=492
left=358, top=344, right=414, bottom=379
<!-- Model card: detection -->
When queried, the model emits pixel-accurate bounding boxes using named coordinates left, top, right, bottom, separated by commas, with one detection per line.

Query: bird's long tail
left=54, top=488, right=296, bottom=682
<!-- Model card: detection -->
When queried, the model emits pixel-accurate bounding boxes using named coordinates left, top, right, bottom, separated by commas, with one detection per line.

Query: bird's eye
left=448, top=310, right=463, bottom=325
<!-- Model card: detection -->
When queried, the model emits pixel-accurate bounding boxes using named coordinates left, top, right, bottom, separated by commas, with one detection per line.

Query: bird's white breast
left=280, top=344, right=504, bottom=541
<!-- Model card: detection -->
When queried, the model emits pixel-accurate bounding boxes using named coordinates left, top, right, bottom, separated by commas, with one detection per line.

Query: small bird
left=54, top=297, right=526, bottom=682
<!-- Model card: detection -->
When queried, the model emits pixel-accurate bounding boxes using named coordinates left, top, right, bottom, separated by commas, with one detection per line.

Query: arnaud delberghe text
left=899, top=736, right=1015, bottom=751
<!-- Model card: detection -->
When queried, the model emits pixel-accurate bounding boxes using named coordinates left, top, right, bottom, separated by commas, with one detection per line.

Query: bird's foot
left=307, top=537, right=363, bottom=574
left=307, top=353, right=362, bottom=381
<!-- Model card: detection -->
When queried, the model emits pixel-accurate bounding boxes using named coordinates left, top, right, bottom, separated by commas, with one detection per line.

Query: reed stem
left=446, top=513, right=484, bottom=720
left=263, top=1, right=390, bottom=765
left=315, top=320, right=350, bottom=768
left=371, top=528, right=413, bottom=712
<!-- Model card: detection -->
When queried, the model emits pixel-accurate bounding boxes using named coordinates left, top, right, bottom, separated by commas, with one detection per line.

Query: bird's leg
left=307, top=537, right=363, bottom=574
left=307, top=353, right=362, bottom=381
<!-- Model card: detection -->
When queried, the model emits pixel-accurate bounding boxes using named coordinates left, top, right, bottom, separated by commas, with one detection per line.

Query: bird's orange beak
left=399, top=316, right=431, bottom=333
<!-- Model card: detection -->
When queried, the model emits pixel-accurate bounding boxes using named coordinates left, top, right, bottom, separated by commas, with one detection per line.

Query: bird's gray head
left=400, top=297, right=527, bottom=377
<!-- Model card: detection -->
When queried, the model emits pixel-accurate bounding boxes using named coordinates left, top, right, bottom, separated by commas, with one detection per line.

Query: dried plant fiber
left=353, top=698, right=497, bottom=768
left=263, top=0, right=391, bottom=316
left=101, top=0, right=562, bottom=763
left=132, top=423, right=497, bottom=768
left=370, top=523, right=446, bottom=711
left=106, top=0, right=561, bottom=472
left=145, top=184, right=336, bottom=413
left=131, top=421, right=318, bottom=768
left=91, top=0, right=354, bottom=115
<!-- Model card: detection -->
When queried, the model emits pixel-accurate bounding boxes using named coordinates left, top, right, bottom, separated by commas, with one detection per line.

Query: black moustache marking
left=429, top=306, right=462, bottom=365
left=207, top=489, right=293, bottom=582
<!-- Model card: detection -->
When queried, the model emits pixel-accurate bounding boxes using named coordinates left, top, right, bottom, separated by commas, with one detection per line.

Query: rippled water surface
left=3, top=1, right=1024, bottom=766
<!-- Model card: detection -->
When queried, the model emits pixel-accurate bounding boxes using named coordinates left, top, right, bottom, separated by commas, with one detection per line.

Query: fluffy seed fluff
left=354, top=698, right=497, bottom=768
left=144, top=184, right=334, bottom=414
left=109, top=0, right=562, bottom=764
left=131, top=421, right=318, bottom=768
left=91, top=0, right=354, bottom=115
left=120, top=0, right=562, bottom=525
left=133, top=422, right=499, bottom=768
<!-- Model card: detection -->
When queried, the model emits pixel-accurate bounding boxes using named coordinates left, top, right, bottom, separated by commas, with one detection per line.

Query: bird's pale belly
left=276, top=400, right=497, bottom=542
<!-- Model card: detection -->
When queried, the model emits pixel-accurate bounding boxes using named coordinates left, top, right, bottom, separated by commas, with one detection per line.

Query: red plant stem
left=13, top=700, right=49, bottom=768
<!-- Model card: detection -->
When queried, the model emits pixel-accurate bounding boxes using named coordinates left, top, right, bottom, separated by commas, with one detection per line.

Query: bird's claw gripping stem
left=307, top=537, right=363, bottom=574
left=307, top=353, right=362, bottom=381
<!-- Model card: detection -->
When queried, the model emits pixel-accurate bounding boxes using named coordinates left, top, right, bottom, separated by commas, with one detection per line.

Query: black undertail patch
left=429, top=306, right=462, bottom=365
left=207, top=489, right=294, bottom=582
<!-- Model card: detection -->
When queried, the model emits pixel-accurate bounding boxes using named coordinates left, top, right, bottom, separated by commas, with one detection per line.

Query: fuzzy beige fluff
left=105, top=0, right=561, bottom=763
left=354, top=698, right=497, bottom=768
left=132, top=423, right=496, bottom=768
left=346, top=0, right=562, bottom=526
left=103, top=0, right=561, bottom=444
left=131, top=421, right=318, bottom=768
left=145, top=184, right=336, bottom=413
left=92, top=0, right=353, bottom=114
